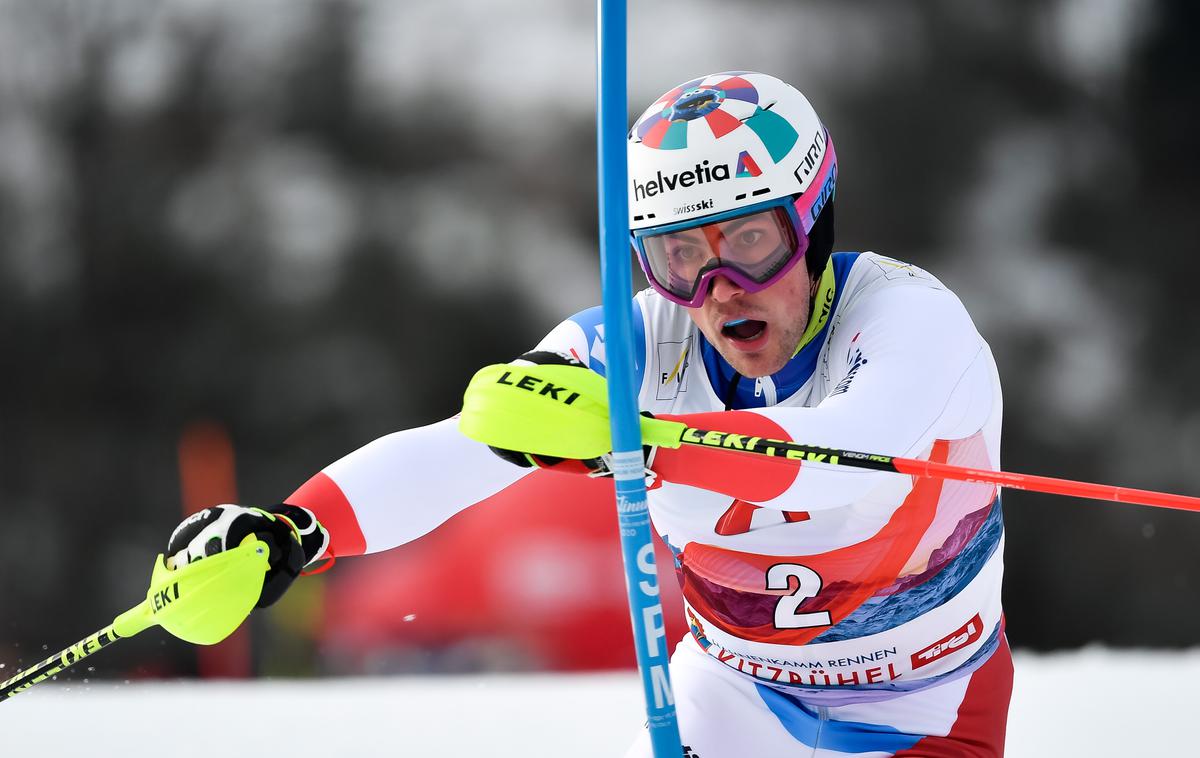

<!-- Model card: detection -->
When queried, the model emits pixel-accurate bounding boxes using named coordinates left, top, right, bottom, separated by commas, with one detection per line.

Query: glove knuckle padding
left=513, top=350, right=585, bottom=368
left=168, top=506, right=246, bottom=561
left=167, top=505, right=305, bottom=609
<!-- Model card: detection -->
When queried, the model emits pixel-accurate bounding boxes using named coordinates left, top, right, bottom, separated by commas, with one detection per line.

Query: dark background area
left=1, top=0, right=1197, bottom=681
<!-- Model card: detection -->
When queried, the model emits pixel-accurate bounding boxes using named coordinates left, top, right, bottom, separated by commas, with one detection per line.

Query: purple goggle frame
left=631, top=195, right=810, bottom=308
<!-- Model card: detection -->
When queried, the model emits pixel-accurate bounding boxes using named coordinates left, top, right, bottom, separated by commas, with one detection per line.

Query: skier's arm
left=652, top=284, right=996, bottom=510
left=286, top=418, right=534, bottom=557
left=282, top=305, right=614, bottom=558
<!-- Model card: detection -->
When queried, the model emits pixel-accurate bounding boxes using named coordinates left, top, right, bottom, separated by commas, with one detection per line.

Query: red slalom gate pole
left=892, top=456, right=1200, bottom=512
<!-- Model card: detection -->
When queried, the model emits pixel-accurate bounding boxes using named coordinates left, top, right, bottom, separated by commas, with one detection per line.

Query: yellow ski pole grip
left=460, top=362, right=689, bottom=457
left=139, top=534, right=271, bottom=645
left=639, top=415, right=687, bottom=449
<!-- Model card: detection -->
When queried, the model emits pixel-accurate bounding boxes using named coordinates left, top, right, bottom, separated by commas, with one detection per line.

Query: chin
left=722, top=348, right=788, bottom=379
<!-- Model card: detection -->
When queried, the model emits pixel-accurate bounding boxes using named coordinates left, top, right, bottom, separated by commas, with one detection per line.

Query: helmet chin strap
left=791, top=256, right=836, bottom=357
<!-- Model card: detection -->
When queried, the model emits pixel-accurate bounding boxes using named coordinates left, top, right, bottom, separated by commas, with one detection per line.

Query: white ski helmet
left=627, top=72, right=837, bottom=302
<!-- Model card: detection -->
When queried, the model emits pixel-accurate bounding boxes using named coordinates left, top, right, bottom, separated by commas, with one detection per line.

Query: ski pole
left=0, top=535, right=269, bottom=702
left=460, top=362, right=1200, bottom=513
left=0, top=624, right=123, bottom=701
left=672, top=427, right=1200, bottom=512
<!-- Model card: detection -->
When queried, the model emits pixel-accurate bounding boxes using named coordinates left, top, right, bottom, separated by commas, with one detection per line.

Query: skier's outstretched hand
left=166, top=504, right=329, bottom=607
left=485, top=350, right=611, bottom=474
left=485, top=350, right=654, bottom=478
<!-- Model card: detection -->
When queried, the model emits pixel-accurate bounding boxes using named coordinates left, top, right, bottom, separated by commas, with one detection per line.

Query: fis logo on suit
left=657, top=337, right=692, bottom=400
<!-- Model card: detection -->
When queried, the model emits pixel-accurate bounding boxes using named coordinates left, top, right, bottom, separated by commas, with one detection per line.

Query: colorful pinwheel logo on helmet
left=666, top=87, right=725, bottom=121
left=634, top=73, right=799, bottom=164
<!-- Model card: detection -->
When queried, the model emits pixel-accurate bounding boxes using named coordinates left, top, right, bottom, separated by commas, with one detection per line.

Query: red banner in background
left=320, top=472, right=687, bottom=673
left=178, top=421, right=252, bottom=679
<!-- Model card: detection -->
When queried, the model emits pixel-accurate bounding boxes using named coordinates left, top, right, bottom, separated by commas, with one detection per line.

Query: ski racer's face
left=686, top=261, right=816, bottom=378
left=631, top=196, right=821, bottom=377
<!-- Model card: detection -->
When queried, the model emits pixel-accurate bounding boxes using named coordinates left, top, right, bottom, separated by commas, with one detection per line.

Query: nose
left=707, top=272, right=745, bottom=304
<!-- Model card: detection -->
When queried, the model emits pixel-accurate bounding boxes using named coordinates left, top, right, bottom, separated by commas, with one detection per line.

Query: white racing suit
left=289, top=252, right=1012, bottom=757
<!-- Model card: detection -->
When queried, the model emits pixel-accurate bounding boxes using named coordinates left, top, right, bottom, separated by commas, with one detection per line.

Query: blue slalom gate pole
left=596, top=1, right=682, bottom=755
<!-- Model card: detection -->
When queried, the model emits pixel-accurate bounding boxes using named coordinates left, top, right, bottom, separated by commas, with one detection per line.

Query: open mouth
left=722, top=317, right=767, bottom=342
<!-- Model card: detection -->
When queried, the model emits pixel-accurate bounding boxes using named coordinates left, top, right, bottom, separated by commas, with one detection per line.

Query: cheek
left=764, top=280, right=814, bottom=350
left=782, top=268, right=815, bottom=316
left=765, top=280, right=810, bottom=324
left=686, top=307, right=716, bottom=338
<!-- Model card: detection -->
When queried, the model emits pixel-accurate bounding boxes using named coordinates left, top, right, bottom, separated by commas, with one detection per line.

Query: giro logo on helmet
left=794, top=130, right=828, bottom=182
left=809, top=169, right=837, bottom=224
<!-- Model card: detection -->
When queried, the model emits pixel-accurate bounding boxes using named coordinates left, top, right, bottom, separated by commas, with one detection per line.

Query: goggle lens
left=635, top=203, right=808, bottom=307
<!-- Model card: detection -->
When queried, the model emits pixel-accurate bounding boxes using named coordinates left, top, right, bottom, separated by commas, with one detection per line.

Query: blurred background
left=0, top=0, right=1197, bottom=686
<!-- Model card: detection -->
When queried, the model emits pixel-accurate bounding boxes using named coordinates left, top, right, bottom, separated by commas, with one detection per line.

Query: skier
left=167, top=72, right=1011, bottom=756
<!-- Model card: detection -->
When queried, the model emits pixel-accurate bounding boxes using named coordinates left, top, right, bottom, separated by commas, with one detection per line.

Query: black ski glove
left=166, top=504, right=330, bottom=608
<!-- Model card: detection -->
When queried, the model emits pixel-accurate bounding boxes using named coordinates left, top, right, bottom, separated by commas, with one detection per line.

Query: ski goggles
left=631, top=196, right=810, bottom=308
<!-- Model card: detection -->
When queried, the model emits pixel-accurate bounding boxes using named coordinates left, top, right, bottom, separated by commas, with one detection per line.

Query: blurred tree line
left=0, top=0, right=1196, bottom=680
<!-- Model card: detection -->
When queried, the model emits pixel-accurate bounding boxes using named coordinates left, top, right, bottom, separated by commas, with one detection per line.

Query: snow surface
left=2, top=648, right=1195, bottom=756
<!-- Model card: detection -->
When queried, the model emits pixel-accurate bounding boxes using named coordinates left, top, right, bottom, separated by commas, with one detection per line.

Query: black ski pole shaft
left=0, top=624, right=122, bottom=702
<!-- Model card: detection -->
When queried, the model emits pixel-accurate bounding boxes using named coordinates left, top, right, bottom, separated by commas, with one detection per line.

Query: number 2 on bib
left=766, top=563, right=832, bottom=629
